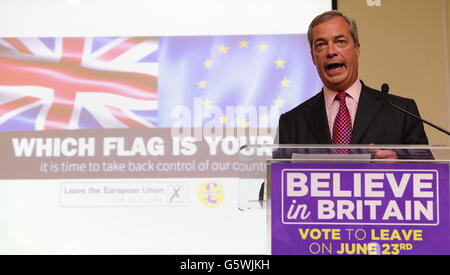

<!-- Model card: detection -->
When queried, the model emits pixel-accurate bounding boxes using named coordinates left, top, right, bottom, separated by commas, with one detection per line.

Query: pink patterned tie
left=332, top=92, right=352, bottom=154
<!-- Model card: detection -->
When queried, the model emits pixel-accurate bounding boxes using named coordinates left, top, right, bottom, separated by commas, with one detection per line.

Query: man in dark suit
left=278, top=82, right=429, bottom=145
left=277, top=11, right=428, bottom=148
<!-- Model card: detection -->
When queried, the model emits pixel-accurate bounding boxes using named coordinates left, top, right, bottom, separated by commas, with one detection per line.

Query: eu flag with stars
left=158, top=34, right=322, bottom=128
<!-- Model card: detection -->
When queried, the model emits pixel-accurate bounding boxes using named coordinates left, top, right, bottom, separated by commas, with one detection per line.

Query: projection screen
left=0, top=0, right=333, bottom=254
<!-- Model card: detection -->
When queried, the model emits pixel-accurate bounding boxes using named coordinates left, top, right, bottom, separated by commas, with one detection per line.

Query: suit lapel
left=351, top=84, right=384, bottom=144
left=304, top=91, right=332, bottom=144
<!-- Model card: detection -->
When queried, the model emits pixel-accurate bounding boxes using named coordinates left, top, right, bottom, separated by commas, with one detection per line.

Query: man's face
left=311, top=17, right=360, bottom=92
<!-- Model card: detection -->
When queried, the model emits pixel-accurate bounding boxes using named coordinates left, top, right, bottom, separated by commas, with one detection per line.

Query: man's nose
left=326, top=43, right=338, bottom=57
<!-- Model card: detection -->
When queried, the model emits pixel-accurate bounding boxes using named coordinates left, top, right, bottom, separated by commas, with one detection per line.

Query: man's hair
left=307, top=10, right=359, bottom=50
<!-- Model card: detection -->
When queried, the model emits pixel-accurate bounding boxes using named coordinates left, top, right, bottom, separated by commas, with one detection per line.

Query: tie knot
left=336, top=92, right=347, bottom=102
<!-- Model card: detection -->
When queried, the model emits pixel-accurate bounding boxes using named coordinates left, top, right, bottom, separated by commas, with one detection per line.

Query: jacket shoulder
left=363, top=84, right=414, bottom=105
left=281, top=91, right=323, bottom=118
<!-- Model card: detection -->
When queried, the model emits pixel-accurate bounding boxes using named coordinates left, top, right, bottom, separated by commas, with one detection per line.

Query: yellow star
left=258, top=42, right=269, bottom=52
left=260, top=114, right=269, bottom=122
left=239, top=39, right=249, bottom=48
left=197, top=79, right=207, bottom=89
left=274, top=57, right=286, bottom=69
left=203, top=59, right=212, bottom=69
left=202, top=98, right=212, bottom=108
left=239, top=120, right=249, bottom=128
left=274, top=97, right=285, bottom=107
left=219, top=116, right=228, bottom=124
left=280, top=77, right=290, bottom=87
left=217, top=43, right=229, bottom=54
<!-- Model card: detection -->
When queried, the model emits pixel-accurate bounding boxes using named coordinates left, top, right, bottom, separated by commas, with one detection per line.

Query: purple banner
left=271, top=162, right=450, bottom=255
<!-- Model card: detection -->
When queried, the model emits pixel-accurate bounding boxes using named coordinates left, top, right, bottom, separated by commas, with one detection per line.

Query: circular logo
left=198, top=182, right=224, bottom=207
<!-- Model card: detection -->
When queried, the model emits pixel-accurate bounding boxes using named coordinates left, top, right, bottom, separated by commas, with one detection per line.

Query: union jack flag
left=0, top=37, right=158, bottom=131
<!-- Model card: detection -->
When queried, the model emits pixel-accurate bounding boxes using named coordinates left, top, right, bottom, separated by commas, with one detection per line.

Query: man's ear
left=355, top=42, right=360, bottom=57
left=311, top=50, right=316, bottom=65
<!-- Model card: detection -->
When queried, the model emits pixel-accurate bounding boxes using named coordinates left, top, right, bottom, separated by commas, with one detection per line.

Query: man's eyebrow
left=313, top=37, right=327, bottom=44
left=333, top=35, right=347, bottom=40
left=313, top=34, right=347, bottom=44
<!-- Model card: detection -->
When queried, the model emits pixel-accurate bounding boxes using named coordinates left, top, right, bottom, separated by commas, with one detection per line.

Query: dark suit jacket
left=277, top=81, right=429, bottom=145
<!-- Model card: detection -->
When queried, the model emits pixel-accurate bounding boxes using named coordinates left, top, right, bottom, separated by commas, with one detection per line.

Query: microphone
left=382, top=83, right=450, bottom=136
left=381, top=83, right=389, bottom=94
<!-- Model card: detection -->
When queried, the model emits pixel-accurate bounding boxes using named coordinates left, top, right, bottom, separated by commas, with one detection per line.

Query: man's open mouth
left=326, top=63, right=345, bottom=70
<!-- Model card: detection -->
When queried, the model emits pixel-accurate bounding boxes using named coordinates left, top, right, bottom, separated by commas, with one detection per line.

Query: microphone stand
left=381, top=83, right=450, bottom=136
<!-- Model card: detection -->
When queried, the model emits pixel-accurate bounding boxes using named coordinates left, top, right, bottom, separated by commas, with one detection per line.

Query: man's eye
left=315, top=43, right=326, bottom=48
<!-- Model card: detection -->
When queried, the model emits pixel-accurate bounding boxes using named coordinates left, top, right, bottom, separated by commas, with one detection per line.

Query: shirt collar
left=324, top=79, right=362, bottom=109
